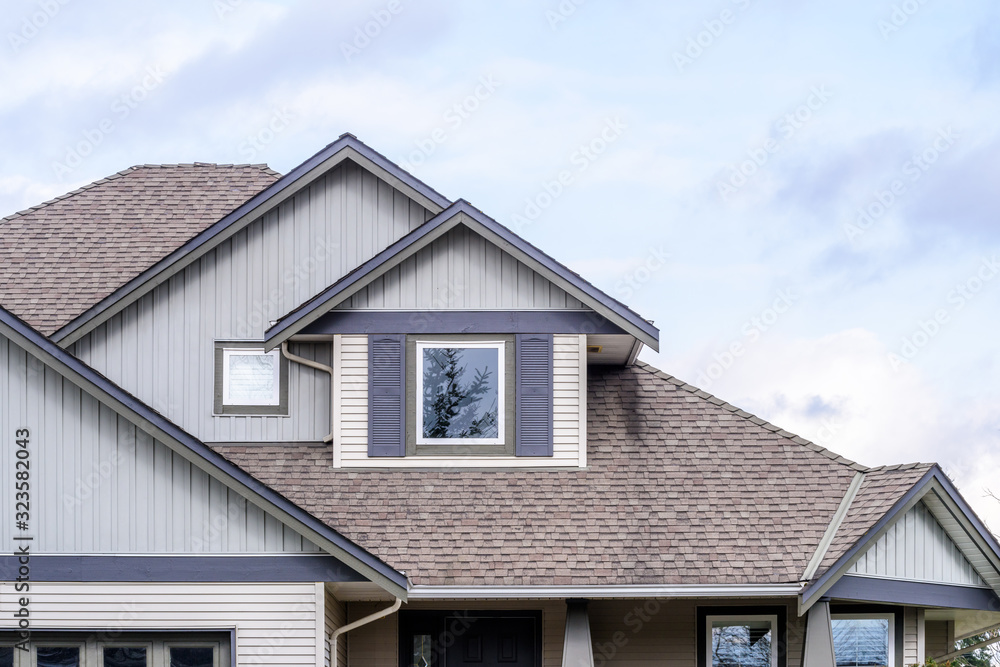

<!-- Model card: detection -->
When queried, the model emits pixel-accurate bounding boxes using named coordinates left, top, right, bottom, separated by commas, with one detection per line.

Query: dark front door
left=401, top=611, right=541, bottom=667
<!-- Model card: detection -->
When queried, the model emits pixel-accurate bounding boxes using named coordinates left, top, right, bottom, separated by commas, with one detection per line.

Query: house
left=1, top=134, right=999, bottom=667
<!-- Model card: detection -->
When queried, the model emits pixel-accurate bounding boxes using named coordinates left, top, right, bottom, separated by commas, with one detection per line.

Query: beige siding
left=325, top=588, right=348, bottom=667
left=903, top=607, right=924, bottom=666
left=334, top=334, right=586, bottom=468
left=0, top=582, right=322, bottom=667
left=849, top=501, right=986, bottom=586
left=924, top=620, right=954, bottom=660
left=338, top=224, right=585, bottom=311
left=0, top=333, right=316, bottom=555
left=71, top=160, right=432, bottom=444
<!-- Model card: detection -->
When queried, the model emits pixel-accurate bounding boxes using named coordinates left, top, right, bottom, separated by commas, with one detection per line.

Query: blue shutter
left=368, top=334, right=406, bottom=457
left=516, top=334, right=553, bottom=457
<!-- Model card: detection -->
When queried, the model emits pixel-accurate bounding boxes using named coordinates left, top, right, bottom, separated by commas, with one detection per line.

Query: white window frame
left=416, top=340, right=506, bottom=446
left=705, top=614, right=779, bottom=667
left=831, top=613, right=895, bottom=667
left=222, top=347, right=281, bottom=407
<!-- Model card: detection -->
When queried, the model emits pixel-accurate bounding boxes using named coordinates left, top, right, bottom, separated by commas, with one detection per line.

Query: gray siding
left=71, top=161, right=433, bottom=442
left=337, top=224, right=586, bottom=310
left=1, top=333, right=318, bottom=554
left=848, top=501, right=987, bottom=586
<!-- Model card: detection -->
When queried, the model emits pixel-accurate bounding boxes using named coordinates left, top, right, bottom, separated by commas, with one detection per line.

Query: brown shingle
left=0, top=164, right=279, bottom=334
left=211, top=362, right=910, bottom=587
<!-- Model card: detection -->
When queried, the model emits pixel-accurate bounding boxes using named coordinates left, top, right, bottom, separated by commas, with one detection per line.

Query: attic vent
left=586, top=345, right=603, bottom=354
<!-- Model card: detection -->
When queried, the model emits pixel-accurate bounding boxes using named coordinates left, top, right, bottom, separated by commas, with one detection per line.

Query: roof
left=213, top=362, right=869, bottom=587
left=0, top=164, right=279, bottom=334
left=50, top=133, right=453, bottom=345
left=0, top=304, right=409, bottom=598
left=263, top=199, right=661, bottom=352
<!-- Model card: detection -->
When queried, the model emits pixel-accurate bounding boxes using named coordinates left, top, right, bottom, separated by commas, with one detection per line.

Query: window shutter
left=368, top=334, right=406, bottom=457
left=515, top=334, right=553, bottom=456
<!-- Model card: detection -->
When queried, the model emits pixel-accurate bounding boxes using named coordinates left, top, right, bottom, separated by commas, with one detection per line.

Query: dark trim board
left=827, top=576, right=1000, bottom=610
left=0, top=555, right=368, bottom=583
left=301, top=310, right=629, bottom=336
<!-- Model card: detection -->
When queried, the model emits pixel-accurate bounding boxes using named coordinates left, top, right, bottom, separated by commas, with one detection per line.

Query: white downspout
left=331, top=598, right=403, bottom=667
left=281, top=341, right=335, bottom=443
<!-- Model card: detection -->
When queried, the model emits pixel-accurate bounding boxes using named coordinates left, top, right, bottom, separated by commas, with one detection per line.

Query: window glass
left=169, top=647, right=214, bottom=667
left=0, top=647, right=13, bottom=667
left=711, top=620, right=773, bottom=667
left=413, top=634, right=433, bottom=667
left=224, top=349, right=279, bottom=405
left=104, top=647, right=148, bottom=667
left=832, top=619, right=890, bottom=667
left=418, top=343, right=503, bottom=442
left=36, top=647, right=80, bottom=667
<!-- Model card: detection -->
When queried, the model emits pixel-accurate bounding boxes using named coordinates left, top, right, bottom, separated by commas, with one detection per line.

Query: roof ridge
left=631, top=361, right=868, bottom=472
left=0, top=163, right=280, bottom=226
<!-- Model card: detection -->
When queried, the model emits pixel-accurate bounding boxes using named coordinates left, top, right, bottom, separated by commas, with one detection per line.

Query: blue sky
left=2, top=1, right=999, bottom=528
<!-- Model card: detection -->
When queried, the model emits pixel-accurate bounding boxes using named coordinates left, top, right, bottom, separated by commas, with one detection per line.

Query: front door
left=400, top=611, right=541, bottom=667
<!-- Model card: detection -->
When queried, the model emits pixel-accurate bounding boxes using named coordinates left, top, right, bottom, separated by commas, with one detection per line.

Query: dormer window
left=416, top=341, right=505, bottom=446
left=214, top=342, right=289, bottom=416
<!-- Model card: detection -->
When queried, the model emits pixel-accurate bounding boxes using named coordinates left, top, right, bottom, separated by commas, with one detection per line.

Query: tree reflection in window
left=421, top=346, right=499, bottom=440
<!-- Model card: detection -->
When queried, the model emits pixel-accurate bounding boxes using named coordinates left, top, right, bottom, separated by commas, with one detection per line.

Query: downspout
left=281, top=341, right=335, bottom=443
left=331, top=597, right=403, bottom=667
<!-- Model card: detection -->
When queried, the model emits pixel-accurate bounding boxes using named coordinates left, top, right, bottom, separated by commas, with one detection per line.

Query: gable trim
left=263, top=200, right=660, bottom=352
left=801, top=466, right=1000, bottom=612
left=52, top=134, right=451, bottom=347
left=826, top=575, right=1000, bottom=610
left=300, top=310, right=631, bottom=335
left=0, top=306, right=409, bottom=598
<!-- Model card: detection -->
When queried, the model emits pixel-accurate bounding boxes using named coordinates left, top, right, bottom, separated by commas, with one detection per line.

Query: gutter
left=281, top=341, right=335, bottom=443
left=406, top=584, right=804, bottom=599
left=331, top=598, right=402, bottom=667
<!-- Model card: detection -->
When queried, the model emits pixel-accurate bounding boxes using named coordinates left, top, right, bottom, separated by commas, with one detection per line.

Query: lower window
left=832, top=615, right=894, bottom=667
left=0, top=635, right=227, bottom=667
left=698, top=607, right=787, bottom=667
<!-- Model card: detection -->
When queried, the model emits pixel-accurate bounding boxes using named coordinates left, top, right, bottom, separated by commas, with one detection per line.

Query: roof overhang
left=800, top=466, right=1000, bottom=614
left=52, top=134, right=451, bottom=348
left=263, top=200, right=660, bottom=353
left=406, top=584, right=803, bottom=600
left=0, top=306, right=409, bottom=599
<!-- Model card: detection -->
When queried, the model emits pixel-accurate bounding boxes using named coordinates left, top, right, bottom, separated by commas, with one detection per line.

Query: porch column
left=803, top=600, right=836, bottom=667
left=562, top=599, right=595, bottom=667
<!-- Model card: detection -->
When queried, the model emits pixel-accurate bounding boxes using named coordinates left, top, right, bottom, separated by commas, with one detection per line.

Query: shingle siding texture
left=0, top=164, right=278, bottom=334
left=214, top=363, right=864, bottom=586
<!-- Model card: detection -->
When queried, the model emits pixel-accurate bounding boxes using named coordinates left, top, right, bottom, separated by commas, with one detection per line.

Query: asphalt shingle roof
left=0, top=164, right=279, bottom=334
left=211, top=362, right=915, bottom=587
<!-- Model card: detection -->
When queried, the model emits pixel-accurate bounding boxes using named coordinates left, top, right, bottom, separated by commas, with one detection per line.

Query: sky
left=1, top=1, right=999, bottom=531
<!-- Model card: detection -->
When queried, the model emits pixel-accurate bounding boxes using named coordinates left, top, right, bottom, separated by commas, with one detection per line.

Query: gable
left=1, top=331, right=321, bottom=555
left=336, top=223, right=587, bottom=310
left=847, top=500, right=987, bottom=586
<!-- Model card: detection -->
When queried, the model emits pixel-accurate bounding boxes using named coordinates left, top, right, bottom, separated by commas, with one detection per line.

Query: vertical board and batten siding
left=71, top=161, right=433, bottom=444
left=0, top=582, right=323, bottom=666
left=334, top=334, right=586, bottom=467
left=0, top=333, right=318, bottom=555
left=848, top=501, right=987, bottom=586
left=337, top=224, right=586, bottom=311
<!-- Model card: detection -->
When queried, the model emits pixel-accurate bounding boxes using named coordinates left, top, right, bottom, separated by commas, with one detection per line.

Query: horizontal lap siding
left=325, top=589, right=348, bottom=667
left=0, top=582, right=321, bottom=667
left=339, top=224, right=585, bottom=310
left=848, top=501, right=986, bottom=586
left=336, top=335, right=584, bottom=467
left=71, top=161, right=431, bottom=444
left=0, top=333, right=316, bottom=555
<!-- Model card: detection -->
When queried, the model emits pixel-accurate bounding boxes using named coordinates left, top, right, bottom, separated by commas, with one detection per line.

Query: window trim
left=415, top=340, right=506, bottom=446
left=704, top=614, right=779, bottom=667
left=213, top=341, right=289, bottom=416
left=831, top=613, right=896, bottom=667
left=697, top=606, right=787, bottom=667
